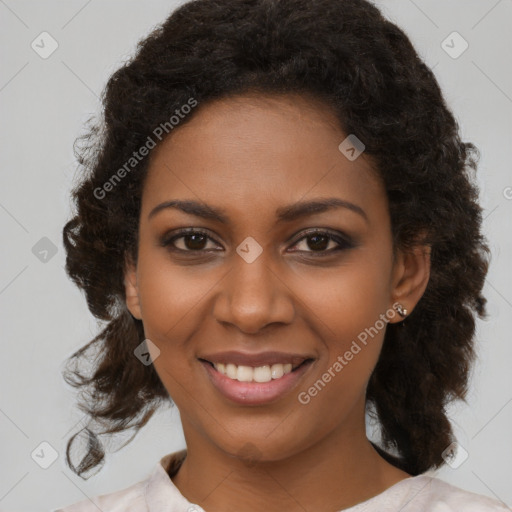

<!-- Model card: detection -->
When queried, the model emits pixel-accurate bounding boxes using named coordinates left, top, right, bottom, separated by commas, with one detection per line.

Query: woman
left=55, top=0, right=508, bottom=510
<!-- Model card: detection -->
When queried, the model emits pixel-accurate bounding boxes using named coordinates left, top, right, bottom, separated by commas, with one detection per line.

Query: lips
left=198, top=351, right=315, bottom=405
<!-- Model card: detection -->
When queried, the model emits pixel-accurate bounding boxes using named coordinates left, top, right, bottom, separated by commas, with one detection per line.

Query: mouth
left=198, top=355, right=315, bottom=405
left=198, top=358, right=313, bottom=383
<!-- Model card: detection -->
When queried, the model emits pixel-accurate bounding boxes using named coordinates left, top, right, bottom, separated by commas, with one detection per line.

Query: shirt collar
left=145, top=449, right=207, bottom=512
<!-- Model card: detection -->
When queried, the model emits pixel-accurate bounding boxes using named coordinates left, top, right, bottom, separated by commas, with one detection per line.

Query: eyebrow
left=148, top=197, right=368, bottom=223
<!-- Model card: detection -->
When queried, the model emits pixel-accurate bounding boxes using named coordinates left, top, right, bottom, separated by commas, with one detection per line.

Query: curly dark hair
left=62, top=0, right=490, bottom=479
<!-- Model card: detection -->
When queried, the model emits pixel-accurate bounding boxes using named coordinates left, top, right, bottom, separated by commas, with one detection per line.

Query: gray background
left=0, top=1, right=511, bottom=510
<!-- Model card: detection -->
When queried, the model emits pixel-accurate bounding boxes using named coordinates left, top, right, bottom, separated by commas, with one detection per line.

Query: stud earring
left=394, top=303, right=408, bottom=318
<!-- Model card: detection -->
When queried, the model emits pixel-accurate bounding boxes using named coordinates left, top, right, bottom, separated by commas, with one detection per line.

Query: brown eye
left=160, top=229, right=221, bottom=252
left=179, top=233, right=208, bottom=250
left=304, top=234, right=331, bottom=251
left=290, top=229, right=354, bottom=255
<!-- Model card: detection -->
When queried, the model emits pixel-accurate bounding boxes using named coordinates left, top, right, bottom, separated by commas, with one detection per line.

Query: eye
left=160, top=228, right=355, bottom=256
left=289, top=229, right=354, bottom=255
left=160, top=228, right=222, bottom=252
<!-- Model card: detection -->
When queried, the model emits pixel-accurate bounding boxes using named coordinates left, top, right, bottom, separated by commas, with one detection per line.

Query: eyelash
left=160, top=228, right=355, bottom=257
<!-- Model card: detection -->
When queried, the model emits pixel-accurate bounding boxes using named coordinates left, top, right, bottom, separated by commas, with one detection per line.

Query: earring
left=394, top=303, right=408, bottom=318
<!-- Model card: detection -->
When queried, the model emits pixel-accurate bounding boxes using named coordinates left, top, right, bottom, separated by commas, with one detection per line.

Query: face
left=125, top=93, right=429, bottom=462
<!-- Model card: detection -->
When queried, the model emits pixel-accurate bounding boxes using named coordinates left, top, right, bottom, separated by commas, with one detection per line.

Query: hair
left=62, top=0, right=489, bottom=479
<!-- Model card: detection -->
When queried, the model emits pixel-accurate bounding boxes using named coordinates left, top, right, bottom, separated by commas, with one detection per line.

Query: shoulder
left=51, top=478, right=148, bottom=512
left=402, top=475, right=511, bottom=511
left=52, top=449, right=188, bottom=512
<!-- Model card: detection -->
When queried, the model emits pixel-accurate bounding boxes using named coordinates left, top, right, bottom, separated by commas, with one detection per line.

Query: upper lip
left=199, top=351, right=313, bottom=368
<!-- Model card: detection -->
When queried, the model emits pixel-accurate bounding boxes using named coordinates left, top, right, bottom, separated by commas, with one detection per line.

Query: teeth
left=213, top=362, right=294, bottom=382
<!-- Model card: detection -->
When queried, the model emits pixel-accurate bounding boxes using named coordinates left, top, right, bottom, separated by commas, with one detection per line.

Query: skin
left=124, top=93, right=431, bottom=512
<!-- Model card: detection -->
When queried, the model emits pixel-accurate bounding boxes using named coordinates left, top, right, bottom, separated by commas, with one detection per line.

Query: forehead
left=142, top=93, right=385, bottom=221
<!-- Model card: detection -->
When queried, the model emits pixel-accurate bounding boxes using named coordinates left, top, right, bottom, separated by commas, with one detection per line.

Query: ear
left=124, top=255, right=142, bottom=320
left=388, top=242, right=431, bottom=324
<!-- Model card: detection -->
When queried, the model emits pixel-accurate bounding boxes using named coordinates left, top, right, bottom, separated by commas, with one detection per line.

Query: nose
left=212, top=250, right=295, bottom=334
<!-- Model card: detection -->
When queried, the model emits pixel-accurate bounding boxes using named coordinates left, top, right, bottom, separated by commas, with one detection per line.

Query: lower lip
left=200, top=360, right=314, bottom=405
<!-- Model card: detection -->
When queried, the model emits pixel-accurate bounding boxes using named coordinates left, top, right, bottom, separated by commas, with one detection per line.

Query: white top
left=53, top=450, right=510, bottom=511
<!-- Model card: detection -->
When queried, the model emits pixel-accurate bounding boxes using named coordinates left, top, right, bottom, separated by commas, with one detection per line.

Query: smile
left=211, top=362, right=296, bottom=383
left=199, top=357, right=315, bottom=405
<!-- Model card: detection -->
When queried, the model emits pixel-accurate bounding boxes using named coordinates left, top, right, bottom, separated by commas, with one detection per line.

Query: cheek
left=302, top=254, right=393, bottom=341
left=135, top=247, right=215, bottom=342
left=294, top=251, right=393, bottom=397
left=294, top=276, right=389, bottom=434
left=134, top=249, right=229, bottom=400
left=134, top=255, right=199, bottom=384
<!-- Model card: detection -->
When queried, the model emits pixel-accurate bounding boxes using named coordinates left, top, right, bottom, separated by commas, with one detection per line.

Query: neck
left=171, top=414, right=410, bottom=512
